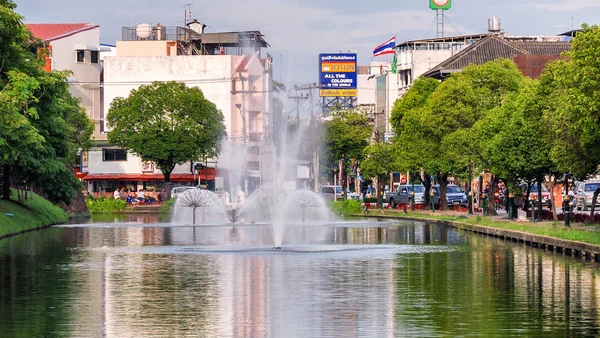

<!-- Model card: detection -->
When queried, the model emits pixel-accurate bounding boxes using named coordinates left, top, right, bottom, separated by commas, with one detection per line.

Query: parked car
left=574, top=180, right=600, bottom=211
left=320, top=185, right=343, bottom=201
left=346, top=190, right=363, bottom=201
left=434, top=184, right=468, bottom=206
left=386, top=184, right=440, bottom=209
left=170, top=186, right=196, bottom=199
left=528, top=183, right=552, bottom=208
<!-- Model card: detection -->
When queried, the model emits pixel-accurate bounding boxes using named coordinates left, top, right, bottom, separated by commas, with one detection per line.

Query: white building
left=82, top=23, right=273, bottom=196
left=357, top=61, right=399, bottom=140
left=26, top=23, right=109, bottom=140
left=394, top=33, right=490, bottom=96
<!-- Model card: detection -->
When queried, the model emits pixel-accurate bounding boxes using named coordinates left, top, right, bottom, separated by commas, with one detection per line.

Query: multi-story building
left=356, top=61, right=397, bottom=141
left=81, top=21, right=273, bottom=196
left=26, top=23, right=108, bottom=140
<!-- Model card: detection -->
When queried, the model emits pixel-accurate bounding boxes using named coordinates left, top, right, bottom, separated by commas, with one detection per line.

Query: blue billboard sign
left=319, top=53, right=357, bottom=97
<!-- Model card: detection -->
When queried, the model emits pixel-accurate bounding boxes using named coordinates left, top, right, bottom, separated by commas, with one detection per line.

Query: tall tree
left=391, top=78, right=440, bottom=207
left=107, top=81, right=226, bottom=185
left=539, top=24, right=600, bottom=178
left=360, top=142, right=397, bottom=208
left=425, top=59, right=524, bottom=211
left=0, top=1, right=93, bottom=204
left=323, top=109, right=373, bottom=176
left=476, top=79, right=555, bottom=219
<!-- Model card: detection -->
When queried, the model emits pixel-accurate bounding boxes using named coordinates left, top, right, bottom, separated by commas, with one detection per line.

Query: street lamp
left=332, top=165, right=339, bottom=201
left=235, top=103, right=246, bottom=144
left=235, top=102, right=248, bottom=193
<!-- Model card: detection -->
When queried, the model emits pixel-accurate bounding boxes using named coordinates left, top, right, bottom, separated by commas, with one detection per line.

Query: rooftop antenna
left=570, top=14, right=574, bottom=30
left=184, top=3, right=192, bottom=25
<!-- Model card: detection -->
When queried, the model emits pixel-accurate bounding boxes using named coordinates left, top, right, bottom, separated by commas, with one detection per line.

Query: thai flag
left=373, top=36, right=396, bottom=57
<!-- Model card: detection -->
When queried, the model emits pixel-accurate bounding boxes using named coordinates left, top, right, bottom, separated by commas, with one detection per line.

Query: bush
left=363, top=198, right=379, bottom=203
left=159, top=198, right=176, bottom=214
left=329, top=199, right=364, bottom=217
left=85, top=197, right=127, bottom=214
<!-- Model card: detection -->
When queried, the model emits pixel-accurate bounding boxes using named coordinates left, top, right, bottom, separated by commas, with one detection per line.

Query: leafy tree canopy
left=538, top=24, right=600, bottom=178
left=323, top=109, right=373, bottom=167
left=107, top=81, right=226, bottom=182
left=0, top=1, right=93, bottom=204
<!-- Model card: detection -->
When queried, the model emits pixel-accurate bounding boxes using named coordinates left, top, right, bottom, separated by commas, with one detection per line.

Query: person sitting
left=113, top=188, right=120, bottom=200
left=126, top=194, right=136, bottom=204
left=137, top=189, right=145, bottom=202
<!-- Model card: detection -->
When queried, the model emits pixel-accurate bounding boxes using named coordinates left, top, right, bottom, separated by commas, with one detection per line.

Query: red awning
left=82, top=173, right=215, bottom=182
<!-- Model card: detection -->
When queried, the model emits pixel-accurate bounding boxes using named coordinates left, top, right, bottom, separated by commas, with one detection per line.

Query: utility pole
left=287, top=83, right=319, bottom=121
left=184, top=3, right=192, bottom=25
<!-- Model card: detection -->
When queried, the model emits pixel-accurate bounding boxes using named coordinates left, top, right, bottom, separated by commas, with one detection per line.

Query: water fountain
left=172, top=118, right=334, bottom=248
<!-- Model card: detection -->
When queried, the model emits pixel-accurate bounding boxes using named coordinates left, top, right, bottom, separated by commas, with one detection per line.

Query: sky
left=15, top=0, right=600, bottom=87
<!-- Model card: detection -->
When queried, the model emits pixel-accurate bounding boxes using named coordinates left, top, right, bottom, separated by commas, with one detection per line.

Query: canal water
left=1, top=216, right=599, bottom=337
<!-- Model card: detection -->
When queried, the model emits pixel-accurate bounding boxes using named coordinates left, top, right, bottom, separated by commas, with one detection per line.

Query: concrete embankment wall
left=369, top=215, right=600, bottom=262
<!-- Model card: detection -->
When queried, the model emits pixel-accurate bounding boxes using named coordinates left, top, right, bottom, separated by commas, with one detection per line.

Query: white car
left=170, top=186, right=196, bottom=198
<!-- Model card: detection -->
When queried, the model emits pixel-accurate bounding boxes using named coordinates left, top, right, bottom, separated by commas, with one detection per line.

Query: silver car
left=575, top=181, right=600, bottom=211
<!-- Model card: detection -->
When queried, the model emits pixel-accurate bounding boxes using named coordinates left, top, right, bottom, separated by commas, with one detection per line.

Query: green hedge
left=85, top=197, right=127, bottom=214
left=158, top=198, right=176, bottom=214
left=329, top=199, right=364, bottom=217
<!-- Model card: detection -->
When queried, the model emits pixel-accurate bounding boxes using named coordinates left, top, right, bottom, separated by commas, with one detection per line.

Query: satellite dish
left=136, top=23, right=151, bottom=40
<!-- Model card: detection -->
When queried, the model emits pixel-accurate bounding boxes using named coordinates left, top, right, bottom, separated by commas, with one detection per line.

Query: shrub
left=363, top=197, right=379, bottom=203
left=159, top=198, right=176, bottom=214
left=85, top=197, right=126, bottom=214
left=329, top=199, right=364, bottom=217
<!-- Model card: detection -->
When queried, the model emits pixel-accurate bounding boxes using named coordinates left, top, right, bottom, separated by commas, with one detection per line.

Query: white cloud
left=531, top=0, right=600, bottom=11
left=201, top=0, right=435, bottom=53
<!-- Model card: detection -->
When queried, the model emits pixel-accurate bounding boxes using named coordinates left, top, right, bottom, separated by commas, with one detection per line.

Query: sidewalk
left=368, top=207, right=597, bottom=231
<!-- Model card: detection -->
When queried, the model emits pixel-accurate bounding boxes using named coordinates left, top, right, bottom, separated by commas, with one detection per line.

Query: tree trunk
left=2, top=164, right=9, bottom=200
left=537, top=180, right=543, bottom=221
left=590, top=188, right=600, bottom=221
left=549, top=177, right=558, bottom=222
left=376, top=175, right=385, bottom=209
left=438, top=173, right=448, bottom=211
left=486, top=176, right=498, bottom=216
left=421, top=170, right=431, bottom=207
left=524, top=183, right=532, bottom=212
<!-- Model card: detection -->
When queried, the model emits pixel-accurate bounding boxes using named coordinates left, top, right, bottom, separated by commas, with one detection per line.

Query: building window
left=90, top=51, right=99, bottom=64
left=102, top=148, right=127, bottom=161
left=76, top=49, right=85, bottom=63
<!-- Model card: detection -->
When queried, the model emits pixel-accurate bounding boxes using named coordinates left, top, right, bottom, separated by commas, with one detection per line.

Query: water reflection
left=0, top=221, right=599, bottom=337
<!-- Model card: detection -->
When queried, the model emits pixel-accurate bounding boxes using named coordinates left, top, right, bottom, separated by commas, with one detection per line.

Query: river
left=0, top=215, right=598, bottom=337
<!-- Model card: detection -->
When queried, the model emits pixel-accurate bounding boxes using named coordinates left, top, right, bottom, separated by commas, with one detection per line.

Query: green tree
left=539, top=25, right=600, bottom=178
left=476, top=79, right=555, bottom=218
left=391, top=78, right=440, bottom=207
left=538, top=24, right=600, bottom=217
left=360, top=142, right=397, bottom=208
left=0, top=1, right=93, bottom=204
left=425, top=59, right=524, bottom=211
left=107, top=81, right=226, bottom=186
left=323, top=109, right=372, bottom=185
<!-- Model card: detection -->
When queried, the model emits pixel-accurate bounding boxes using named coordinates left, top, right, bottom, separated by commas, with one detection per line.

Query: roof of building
left=395, top=33, right=493, bottom=48
left=422, top=35, right=572, bottom=79
left=26, top=23, right=99, bottom=42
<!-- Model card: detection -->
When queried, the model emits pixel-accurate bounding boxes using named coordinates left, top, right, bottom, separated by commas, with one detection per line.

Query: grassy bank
left=360, top=210, right=600, bottom=246
left=0, top=190, right=68, bottom=239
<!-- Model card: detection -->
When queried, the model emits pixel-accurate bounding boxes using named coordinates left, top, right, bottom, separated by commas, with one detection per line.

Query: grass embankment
left=0, top=190, right=67, bottom=239
left=360, top=210, right=600, bottom=246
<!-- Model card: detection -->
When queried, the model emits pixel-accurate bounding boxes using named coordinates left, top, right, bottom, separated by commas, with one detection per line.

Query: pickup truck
left=386, top=184, right=440, bottom=209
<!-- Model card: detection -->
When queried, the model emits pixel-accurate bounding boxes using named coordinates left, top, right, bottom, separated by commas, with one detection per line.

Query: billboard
left=429, top=0, right=452, bottom=10
left=319, top=53, right=357, bottom=97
